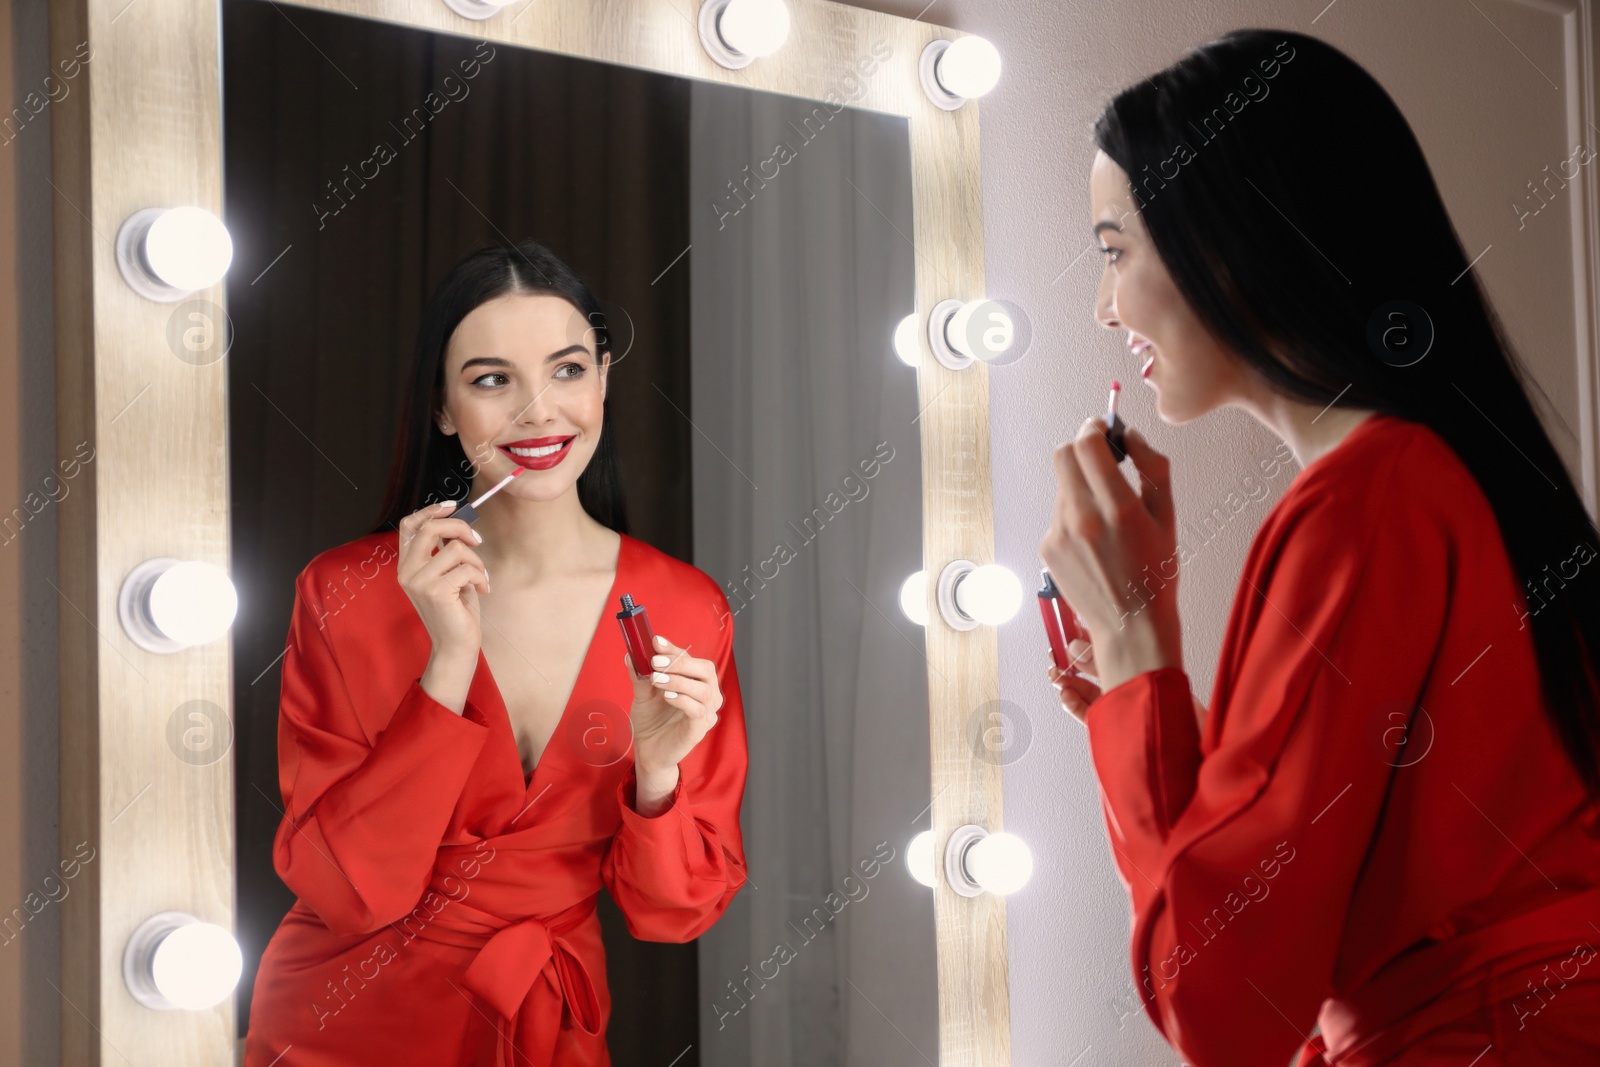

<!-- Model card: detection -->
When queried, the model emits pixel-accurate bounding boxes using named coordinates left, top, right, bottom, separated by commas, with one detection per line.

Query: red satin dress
left=1085, top=412, right=1600, bottom=1066
left=243, top=530, right=749, bottom=1067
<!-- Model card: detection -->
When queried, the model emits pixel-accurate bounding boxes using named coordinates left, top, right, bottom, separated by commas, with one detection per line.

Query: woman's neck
left=468, top=485, right=616, bottom=586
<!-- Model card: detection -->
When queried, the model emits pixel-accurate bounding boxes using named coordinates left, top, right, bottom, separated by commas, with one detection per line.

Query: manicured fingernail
left=665, top=691, right=678, bottom=700
left=652, top=654, right=671, bottom=668
left=654, top=635, right=668, bottom=648
left=439, top=500, right=456, bottom=509
left=472, top=529, right=483, bottom=544
left=653, top=671, right=670, bottom=683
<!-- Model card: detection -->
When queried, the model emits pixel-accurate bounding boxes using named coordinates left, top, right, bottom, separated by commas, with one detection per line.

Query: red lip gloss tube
left=617, top=594, right=657, bottom=678
left=1104, top=380, right=1129, bottom=463
left=1038, top=569, right=1073, bottom=672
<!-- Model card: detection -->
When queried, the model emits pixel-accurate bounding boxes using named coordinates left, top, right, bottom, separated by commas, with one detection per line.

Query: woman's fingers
left=1046, top=654, right=1102, bottom=726
left=398, top=503, right=481, bottom=582
left=661, top=688, right=716, bottom=723
left=1072, top=416, right=1140, bottom=520
left=415, top=538, right=485, bottom=589
left=650, top=635, right=714, bottom=684
left=1120, top=426, right=1174, bottom=530
left=649, top=668, right=715, bottom=708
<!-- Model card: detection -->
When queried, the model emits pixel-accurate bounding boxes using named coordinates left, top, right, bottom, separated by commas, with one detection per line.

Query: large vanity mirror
left=51, top=0, right=1006, bottom=1064
left=224, top=4, right=934, bottom=1060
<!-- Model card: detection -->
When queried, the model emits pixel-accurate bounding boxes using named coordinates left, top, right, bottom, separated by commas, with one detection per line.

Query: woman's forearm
left=633, top=763, right=681, bottom=817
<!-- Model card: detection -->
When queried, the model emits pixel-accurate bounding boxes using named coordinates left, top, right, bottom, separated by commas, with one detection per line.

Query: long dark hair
left=1093, top=29, right=1600, bottom=800
left=369, top=239, right=629, bottom=537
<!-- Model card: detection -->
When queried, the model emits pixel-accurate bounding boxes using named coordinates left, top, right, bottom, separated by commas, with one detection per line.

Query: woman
left=1040, top=29, right=1600, bottom=1067
left=244, top=240, right=748, bottom=1066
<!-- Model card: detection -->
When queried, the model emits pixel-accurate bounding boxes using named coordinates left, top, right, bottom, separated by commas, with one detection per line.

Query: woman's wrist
left=1094, top=618, right=1183, bottom=692
left=421, top=647, right=478, bottom=716
left=633, top=763, right=681, bottom=817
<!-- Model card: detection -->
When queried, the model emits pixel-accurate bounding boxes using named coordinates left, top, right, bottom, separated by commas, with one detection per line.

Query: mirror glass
left=220, top=3, right=937, bottom=1063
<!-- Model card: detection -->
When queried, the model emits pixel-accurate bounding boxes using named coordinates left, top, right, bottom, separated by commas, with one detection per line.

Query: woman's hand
left=1038, top=418, right=1184, bottom=692
left=1046, top=615, right=1103, bottom=725
left=625, top=634, right=723, bottom=781
left=398, top=500, right=488, bottom=661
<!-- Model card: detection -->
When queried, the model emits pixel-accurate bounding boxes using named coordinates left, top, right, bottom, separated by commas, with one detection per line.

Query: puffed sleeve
left=273, top=561, right=490, bottom=937
left=1084, top=452, right=1448, bottom=1067
left=601, top=584, right=750, bottom=941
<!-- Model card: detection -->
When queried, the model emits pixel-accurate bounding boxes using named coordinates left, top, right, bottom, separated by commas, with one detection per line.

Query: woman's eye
left=555, top=362, right=586, bottom=379
left=1099, top=246, right=1122, bottom=264
left=470, top=372, right=509, bottom=389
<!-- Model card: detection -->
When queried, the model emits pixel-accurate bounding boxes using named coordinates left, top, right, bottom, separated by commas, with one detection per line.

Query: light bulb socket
left=919, top=39, right=968, bottom=111
left=118, top=557, right=186, bottom=654
left=927, top=299, right=976, bottom=371
left=699, top=0, right=755, bottom=69
left=116, top=209, right=195, bottom=303
left=123, top=911, right=199, bottom=1010
left=943, top=824, right=989, bottom=897
left=937, top=559, right=979, bottom=631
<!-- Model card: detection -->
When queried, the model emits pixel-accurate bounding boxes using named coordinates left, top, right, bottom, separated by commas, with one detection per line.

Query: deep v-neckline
left=473, top=532, right=628, bottom=796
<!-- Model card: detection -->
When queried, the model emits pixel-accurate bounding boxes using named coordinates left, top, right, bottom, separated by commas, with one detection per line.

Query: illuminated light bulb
left=143, top=208, right=232, bottom=292
left=893, top=313, right=922, bottom=367
left=946, top=298, right=1016, bottom=363
left=966, top=831, right=1033, bottom=895
left=118, top=558, right=239, bottom=653
left=907, top=830, right=936, bottom=888
left=719, top=0, right=791, bottom=56
left=124, top=913, right=243, bottom=1011
left=937, top=36, right=1002, bottom=100
left=152, top=922, right=243, bottom=1009
left=115, top=207, right=234, bottom=302
left=899, top=570, right=929, bottom=627
left=440, top=0, right=514, bottom=19
left=700, top=0, right=790, bottom=68
left=954, top=563, right=1023, bottom=625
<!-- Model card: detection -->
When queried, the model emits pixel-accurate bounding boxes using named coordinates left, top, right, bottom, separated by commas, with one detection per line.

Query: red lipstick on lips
left=499, top=434, right=576, bottom=471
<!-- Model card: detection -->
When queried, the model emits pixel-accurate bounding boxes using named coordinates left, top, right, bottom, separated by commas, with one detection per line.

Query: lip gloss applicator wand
left=447, top=467, right=525, bottom=524
left=1103, top=380, right=1129, bottom=463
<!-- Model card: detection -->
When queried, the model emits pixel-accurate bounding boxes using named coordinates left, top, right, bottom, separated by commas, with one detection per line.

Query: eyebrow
left=459, top=343, right=589, bottom=373
left=1093, top=221, right=1123, bottom=238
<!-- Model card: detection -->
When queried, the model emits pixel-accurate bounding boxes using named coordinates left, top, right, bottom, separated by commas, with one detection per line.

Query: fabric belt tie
left=459, top=893, right=602, bottom=1067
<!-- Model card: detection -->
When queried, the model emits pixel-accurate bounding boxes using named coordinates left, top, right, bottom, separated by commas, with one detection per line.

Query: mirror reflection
left=221, top=3, right=936, bottom=1064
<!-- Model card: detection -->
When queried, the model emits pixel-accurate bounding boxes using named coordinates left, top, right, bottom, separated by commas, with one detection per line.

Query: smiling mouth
left=503, top=440, right=570, bottom=458
left=496, top=436, right=576, bottom=468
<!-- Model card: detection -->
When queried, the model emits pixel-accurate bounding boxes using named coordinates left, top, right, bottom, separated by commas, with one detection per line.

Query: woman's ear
left=599, top=351, right=610, bottom=401
left=435, top=407, right=454, bottom=436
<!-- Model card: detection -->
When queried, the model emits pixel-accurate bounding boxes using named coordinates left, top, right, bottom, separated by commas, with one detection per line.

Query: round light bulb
left=907, top=830, right=936, bottom=888
left=718, top=0, right=791, bottom=57
left=143, top=207, right=234, bottom=292
left=937, top=36, right=1002, bottom=100
left=899, top=570, right=929, bottom=627
left=148, top=561, right=239, bottom=648
left=967, top=831, right=1032, bottom=895
left=946, top=299, right=1015, bottom=363
left=893, top=313, right=922, bottom=367
left=150, top=922, right=242, bottom=1010
left=955, top=564, right=1022, bottom=625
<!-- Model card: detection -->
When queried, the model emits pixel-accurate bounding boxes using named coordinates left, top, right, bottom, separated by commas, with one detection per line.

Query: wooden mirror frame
left=49, top=0, right=1007, bottom=1062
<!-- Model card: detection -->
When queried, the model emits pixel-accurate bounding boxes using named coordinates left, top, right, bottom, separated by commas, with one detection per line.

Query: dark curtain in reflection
left=222, top=2, right=696, bottom=1060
